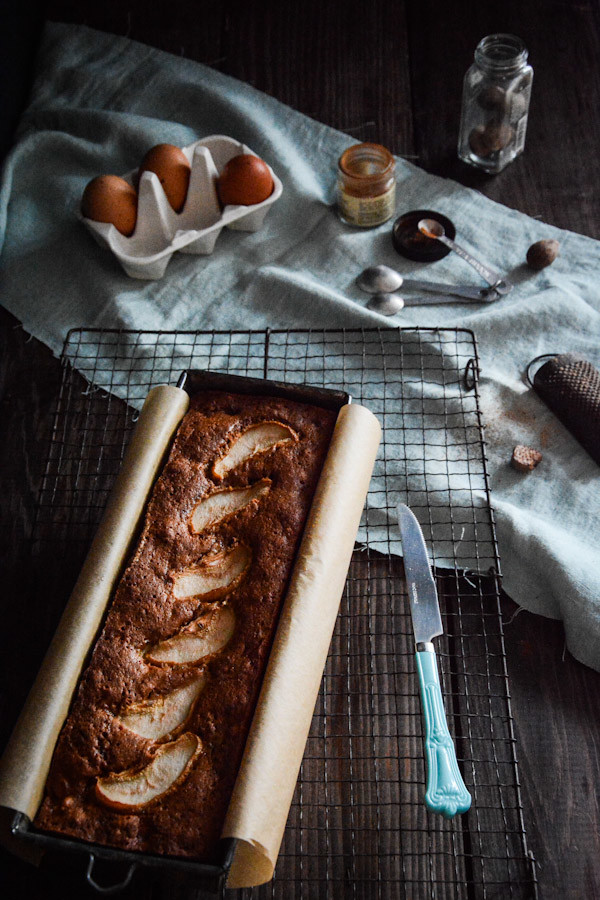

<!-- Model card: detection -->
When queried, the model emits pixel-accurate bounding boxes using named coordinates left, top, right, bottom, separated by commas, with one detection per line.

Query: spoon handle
left=401, top=279, right=497, bottom=301
left=437, top=234, right=511, bottom=293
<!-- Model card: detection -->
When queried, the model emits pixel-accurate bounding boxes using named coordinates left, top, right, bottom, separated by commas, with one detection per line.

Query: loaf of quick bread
left=34, top=390, right=337, bottom=860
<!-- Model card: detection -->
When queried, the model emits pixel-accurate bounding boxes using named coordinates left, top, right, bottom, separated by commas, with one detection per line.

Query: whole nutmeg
left=469, top=121, right=514, bottom=158
left=476, top=85, right=507, bottom=112
left=469, top=125, right=492, bottom=158
left=482, top=121, right=514, bottom=152
left=526, top=239, right=560, bottom=271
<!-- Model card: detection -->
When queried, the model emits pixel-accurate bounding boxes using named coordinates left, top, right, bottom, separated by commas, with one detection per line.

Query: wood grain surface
left=1, top=1, right=600, bottom=898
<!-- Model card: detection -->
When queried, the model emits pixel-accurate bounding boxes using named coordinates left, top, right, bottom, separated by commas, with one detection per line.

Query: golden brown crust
left=34, top=391, right=336, bottom=860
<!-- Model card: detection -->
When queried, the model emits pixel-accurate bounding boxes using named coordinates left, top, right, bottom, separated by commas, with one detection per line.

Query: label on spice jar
left=338, top=184, right=396, bottom=227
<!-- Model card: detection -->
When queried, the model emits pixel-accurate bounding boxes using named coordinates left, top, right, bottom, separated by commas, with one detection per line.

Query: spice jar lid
left=392, top=209, right=456, bottom=261
left=338, top=143, right=395, bottom=198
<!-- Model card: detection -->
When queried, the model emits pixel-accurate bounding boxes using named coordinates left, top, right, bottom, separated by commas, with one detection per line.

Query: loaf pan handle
left=86, top=853, right=137, bottom=894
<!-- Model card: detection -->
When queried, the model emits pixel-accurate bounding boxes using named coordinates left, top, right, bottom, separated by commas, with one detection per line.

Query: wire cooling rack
left=33, top=327, right=537, bottom=899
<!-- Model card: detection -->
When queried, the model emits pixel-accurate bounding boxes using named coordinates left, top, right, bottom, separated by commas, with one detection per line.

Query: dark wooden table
left=2, top=2, right=600, bottom=898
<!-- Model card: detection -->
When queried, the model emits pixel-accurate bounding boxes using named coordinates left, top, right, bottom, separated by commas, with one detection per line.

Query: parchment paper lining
left=0, top=389, right=380, bottom=889
left=224, top=402, right=381, bottom=887
left=0, top=385, right=189, bottom=820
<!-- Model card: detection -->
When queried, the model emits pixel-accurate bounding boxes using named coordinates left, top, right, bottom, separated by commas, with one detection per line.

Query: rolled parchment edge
left=0, top=385, right=189, bottom=829
left=223, top=402, right=381, bottom=888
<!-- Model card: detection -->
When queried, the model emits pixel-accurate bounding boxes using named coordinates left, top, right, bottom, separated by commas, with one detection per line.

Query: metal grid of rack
left=33, top=327, right=536, bottom=899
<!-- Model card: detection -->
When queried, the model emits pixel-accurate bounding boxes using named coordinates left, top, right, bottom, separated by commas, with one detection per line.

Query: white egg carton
left=81, top=135, right=283, bottom=280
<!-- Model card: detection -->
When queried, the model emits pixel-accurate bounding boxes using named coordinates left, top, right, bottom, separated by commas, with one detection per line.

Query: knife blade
left=397, top=503, right=472, bottom=819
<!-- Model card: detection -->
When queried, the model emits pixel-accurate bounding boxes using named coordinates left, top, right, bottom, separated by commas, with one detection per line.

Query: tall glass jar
left=458, top=34, right=533, bottom=174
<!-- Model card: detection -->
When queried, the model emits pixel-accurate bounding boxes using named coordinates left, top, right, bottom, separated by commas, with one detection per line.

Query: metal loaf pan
left=12, top=369, right=350, bottom=897
left=180, top=367, right=350, bottom=408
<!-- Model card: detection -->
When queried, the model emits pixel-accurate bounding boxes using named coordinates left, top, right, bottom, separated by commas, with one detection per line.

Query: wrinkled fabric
left=1, top=23, right=599, bottom=669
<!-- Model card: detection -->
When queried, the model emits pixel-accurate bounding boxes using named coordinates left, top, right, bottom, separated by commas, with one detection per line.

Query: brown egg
left=81, top=175, right=138, bottom=237
left=139, top=144, right=191, bottom=213
left=217, top=154, right=274, bottom=207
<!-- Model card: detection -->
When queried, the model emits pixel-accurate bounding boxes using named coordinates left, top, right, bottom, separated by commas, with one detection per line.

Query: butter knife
left=397, top=503, right=472, bottom=818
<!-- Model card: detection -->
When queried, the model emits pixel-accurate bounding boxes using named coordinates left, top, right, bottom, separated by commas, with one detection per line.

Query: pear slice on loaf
left=172, top=544, right=251, bottom=600
left=190, top=479, right=271, bottom=534
left=212, top=422, right=297, bottom=479
left=96, top=733, right=201, bottom=810
left=145, top=605, right=236, bottom=665
left=115, top=676, right=206, bottom=741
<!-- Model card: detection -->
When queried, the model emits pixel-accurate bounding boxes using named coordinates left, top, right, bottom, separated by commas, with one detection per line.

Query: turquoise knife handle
left=415, top=648, right=472, bottom=818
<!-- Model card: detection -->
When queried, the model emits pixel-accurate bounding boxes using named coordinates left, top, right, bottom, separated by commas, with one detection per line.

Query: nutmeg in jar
left=337, top=143, right=396, bottom=227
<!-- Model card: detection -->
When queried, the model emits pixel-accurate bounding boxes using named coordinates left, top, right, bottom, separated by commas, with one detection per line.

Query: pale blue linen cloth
left=1, top=23, right=599, bottom=669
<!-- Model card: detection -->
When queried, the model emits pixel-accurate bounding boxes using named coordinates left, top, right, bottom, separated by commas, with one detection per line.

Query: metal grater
left=529, top=353, right=600, bottom=467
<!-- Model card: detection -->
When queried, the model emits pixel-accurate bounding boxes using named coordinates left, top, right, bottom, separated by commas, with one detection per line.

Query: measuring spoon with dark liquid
left=417, top=219, right=512, bottom=295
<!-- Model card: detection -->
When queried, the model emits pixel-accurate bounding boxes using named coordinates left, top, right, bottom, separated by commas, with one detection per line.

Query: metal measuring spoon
left=367, top=292, right=405, bottom=316
left=357, top=265, right=404, bottom=294
left=417, top=219, right=513, bottom=295
left=357, top=265, right=501, bottom=302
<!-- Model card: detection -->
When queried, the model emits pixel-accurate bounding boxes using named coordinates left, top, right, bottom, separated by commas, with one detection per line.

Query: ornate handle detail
left=415, top=649, right=472, bottom=818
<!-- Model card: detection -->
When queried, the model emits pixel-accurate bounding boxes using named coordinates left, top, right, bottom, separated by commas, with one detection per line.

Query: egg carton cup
left=80, top=135, right=283, bottom=280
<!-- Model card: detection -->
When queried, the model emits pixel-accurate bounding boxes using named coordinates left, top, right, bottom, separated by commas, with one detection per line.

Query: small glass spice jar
left=337, top=142, right=396, bottom=227
left=458, top=34, right=533, bottom=174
